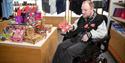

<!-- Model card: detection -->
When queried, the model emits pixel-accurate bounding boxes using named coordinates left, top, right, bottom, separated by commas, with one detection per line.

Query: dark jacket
left=69, top=0, right=85, bottom=15
left=63, top=13, right=107, bottom=42
left=56, top=0, right=66, bottom=14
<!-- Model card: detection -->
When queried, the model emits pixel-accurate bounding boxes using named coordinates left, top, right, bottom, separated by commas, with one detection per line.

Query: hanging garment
left=49, top=0, right=56, bottom=14
left=2, top=0, right=13, bottom=18
left=0, top=1, right=2, bottom=17
left=56, top=0, right=66, bottom=14
left=42, top=0, right=50, bottom=13
left=103, top=0, right=110, bottom=12
left=69, top=0, right=84, bottom=15
left=93, top=1, right=104, bottom=8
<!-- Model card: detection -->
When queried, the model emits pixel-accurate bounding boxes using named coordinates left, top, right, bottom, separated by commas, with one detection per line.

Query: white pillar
left=65, top=0, right=72, bottom=24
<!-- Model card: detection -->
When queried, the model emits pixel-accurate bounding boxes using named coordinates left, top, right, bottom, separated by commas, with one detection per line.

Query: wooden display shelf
left=111, top=16, right=125, bottom=23
left=0, top=27, right=58, bottom=63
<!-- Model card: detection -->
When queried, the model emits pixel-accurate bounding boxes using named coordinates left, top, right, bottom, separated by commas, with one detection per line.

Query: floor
left=57, top=30, right=118, bottom=63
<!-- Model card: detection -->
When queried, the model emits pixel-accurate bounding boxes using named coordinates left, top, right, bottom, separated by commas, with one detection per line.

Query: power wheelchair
left=61, top=15, right=112, bottom=63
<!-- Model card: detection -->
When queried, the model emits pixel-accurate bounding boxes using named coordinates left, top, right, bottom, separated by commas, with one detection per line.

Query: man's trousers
left=52, top=39, right=88, bottom=63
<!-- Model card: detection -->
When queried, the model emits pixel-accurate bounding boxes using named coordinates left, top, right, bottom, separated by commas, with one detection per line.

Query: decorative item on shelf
left=113, top=8, right=123, bottom=17
left=35, top=21, right=46, bottom=34
left=25, top=26, right=35, bottom=37
left=31, top=5, right=37, bottom=13
left=0, top=26, right=12, bottom=40
left=44, top=24, right=53, bottom=33
left=24, top=5, right=30, bottom=13
left=24, top=26, right=43, bottom=44
left=0, top=36, right=6, bottom=41
left=27, top=13, right=35, bottom=26
left=14, top=3, right=43, bottom=26
left=0, top=33, right=10, bottom=40
left=0, top=21, right=9, bottom=34
left=22, top=1, right=27, bottom=6
left=15, top=16, right=23, bottom=24
left=15, top=6, right=28, bottom=24
left=35, top=12, right=42, bottom=21
left=113, top=8, right=125, bottom=20
left=121, top=9, right=125, bottom=19
left=14, top=1, right=19, bottom=6
left=11, top=25, right=26, bottom=42
left=0, top=21, right=12, bottom=41
left=21, top=8, right=29, bottom=24
left=16, top=7, right=22, bottom=16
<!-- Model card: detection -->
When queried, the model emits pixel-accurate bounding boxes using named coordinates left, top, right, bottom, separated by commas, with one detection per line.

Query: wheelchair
left=61, top=15, right=112, bottom=63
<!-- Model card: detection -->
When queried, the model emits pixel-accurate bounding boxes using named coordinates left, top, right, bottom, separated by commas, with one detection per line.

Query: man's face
left=81, top=2, right=93, bottom=18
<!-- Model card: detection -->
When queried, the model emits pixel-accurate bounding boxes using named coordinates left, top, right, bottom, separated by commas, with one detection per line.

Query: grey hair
left=82, top=0, right=95, bottom=9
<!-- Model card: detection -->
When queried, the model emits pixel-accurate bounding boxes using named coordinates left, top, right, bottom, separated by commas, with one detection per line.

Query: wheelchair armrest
left=61, top=30, right=78, bottom=41
left=103, top=34, right=110, bottom=41
left=90, top=34, right=111, bottom=52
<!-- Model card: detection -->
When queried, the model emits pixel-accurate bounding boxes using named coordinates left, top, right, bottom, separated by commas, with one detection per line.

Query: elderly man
left=52, top=0, right=107, bottom=63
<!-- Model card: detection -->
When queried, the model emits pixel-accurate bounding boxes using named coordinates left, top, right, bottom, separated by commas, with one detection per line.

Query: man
left=52, top=0, right=107, bottom=63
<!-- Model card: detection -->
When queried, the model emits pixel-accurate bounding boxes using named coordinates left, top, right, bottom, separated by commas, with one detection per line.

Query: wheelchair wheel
left=97, top=58, right=107, bottom=63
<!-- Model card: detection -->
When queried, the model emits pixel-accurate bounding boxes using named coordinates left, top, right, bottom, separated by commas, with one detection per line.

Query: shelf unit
left=109, top=0, right=125, bottom=36
left=111, top=16, right=125, bottom=23
left=113, top=2, right=125, bottom=7
left=111, top=2, right=125, bottom=23
left=108, top=0, right=125, bottom=63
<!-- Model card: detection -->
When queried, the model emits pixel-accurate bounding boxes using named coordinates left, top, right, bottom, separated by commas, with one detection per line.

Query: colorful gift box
left=35, top=12, right=42, bottom=20
left=15, top=16, right=23, bottom=24
left=24, top=34, right=43, bottom=44
left=113, top=8, right=125, bottom=20
left=121, top=8, right=125, bottom=19
left=0, top=21, right=9, bottom=34
left=11, top=25, right=26, bottom=42
left=24, top=27, right=43, bottom=44
left=113, top=8, right=123, bottom=17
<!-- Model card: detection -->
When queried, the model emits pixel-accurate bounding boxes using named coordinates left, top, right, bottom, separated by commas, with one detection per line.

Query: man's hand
left=84, top=24, right=88, bottom=29
left=81, top=33, right=89, bottom=42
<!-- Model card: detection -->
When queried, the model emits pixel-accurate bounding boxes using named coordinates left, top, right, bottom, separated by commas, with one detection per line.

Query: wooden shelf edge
left=113, top=2, right=125, bottom=7
left=111, top=16, right=125, bottom=23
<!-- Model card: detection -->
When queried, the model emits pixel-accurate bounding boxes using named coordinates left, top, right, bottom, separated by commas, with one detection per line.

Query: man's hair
left=82, top=0, right=95, bottom=9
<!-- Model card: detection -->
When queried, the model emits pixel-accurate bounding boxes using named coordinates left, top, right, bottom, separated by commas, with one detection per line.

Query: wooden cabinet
left=0, top=27, right=58, bottom=63
left=108, top=0, right=125, bottom=63
left=109, top=29, right=125, bottom=63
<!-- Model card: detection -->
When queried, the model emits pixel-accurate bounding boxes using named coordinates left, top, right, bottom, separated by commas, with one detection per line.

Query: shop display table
left=0, top=27, right=58, bottom=63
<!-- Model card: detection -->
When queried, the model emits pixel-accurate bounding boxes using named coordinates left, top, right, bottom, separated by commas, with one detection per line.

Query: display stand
left=0, top=27, right=58, bottom=63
